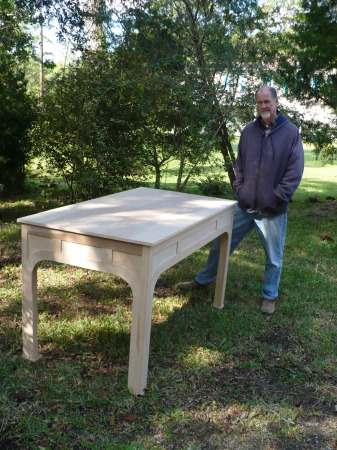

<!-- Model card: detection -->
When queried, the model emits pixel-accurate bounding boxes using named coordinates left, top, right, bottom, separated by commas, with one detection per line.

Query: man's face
left=256, top=88, right=278, bottom=124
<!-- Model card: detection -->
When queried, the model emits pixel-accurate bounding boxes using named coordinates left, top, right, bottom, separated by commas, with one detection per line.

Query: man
left=178, top=86, right=304, bottom=314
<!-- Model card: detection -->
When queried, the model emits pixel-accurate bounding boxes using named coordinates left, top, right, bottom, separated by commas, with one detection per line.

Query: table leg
left=22, top=263, right=42, bottom=362
left=128, top=289, right=154, bottom=395
left=127, top=262, right=155, bottom=395
left=213, top=232, right=230, bottom=309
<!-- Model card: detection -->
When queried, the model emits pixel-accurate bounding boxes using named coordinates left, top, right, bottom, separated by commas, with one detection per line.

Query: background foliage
left=1, top=0, right=336, bottom=197
left=0, top=0, right=35, bottom=195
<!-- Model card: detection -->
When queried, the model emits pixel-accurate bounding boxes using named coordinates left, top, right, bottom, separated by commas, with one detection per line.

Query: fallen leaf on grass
left=124, top=414, right=138, bottom=422
left=105, top=366, right=115, bottom=375
left=320, top=235, right=334, bottom=242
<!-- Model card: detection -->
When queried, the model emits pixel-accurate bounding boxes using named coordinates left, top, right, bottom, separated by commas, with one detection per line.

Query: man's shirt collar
left=260, top=112, right=280, bottom=135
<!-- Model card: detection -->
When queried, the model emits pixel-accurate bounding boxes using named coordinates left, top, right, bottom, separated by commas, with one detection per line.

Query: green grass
left=0, top=149, right=336, bottom=449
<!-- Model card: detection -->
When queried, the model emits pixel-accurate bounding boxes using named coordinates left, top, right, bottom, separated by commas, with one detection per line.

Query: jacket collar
left=256, top=111, right=287, bottom=134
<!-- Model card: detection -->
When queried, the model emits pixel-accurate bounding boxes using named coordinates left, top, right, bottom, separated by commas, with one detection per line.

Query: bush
left=198, top=175, right=235, bottom=198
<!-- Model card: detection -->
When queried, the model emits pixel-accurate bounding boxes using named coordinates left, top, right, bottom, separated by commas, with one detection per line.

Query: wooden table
left=18, top=187, right=236, bottom=395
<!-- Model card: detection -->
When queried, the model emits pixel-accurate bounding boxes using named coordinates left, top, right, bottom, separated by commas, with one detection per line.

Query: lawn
left=0, top=149, right=336, bottom=449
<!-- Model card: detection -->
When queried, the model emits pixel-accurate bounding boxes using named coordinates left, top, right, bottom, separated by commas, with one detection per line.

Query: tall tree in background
left=116, top=5, right=212, bottom=191
left=116, top=0, right=267, bottom=188
left=14, top=0, right=86, bottom=46
left=280, top=0, right=337, bottom=110
left=0, top=0, right=35, bottom=195
left=275, top=0, right=337, bottom=161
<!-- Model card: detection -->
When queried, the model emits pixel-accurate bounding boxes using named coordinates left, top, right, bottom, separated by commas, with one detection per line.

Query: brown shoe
left=178, top=279, right=206, bottom=291
left=261, top=299, right=276, bottom=314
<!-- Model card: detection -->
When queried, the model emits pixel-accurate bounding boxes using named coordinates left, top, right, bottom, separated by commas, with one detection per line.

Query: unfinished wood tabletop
left=18, top=187, right=236, bottom=246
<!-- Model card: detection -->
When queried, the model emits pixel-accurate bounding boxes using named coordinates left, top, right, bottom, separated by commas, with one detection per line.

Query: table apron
left=22, top=210, right=232, bottom=289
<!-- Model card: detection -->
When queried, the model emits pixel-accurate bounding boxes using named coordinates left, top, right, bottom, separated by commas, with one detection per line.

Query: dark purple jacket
left=233, top=113, right=304, bottom=216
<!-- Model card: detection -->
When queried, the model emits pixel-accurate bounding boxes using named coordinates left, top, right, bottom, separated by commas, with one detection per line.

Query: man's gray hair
left=255, top=86, right=278, bottom=99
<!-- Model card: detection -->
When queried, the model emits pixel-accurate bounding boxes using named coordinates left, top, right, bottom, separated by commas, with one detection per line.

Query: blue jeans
left=195, top=205, right=287, bottom=300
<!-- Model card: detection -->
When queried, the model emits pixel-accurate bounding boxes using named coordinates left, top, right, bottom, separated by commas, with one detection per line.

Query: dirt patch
left=305, top=197, right=337, bottom=222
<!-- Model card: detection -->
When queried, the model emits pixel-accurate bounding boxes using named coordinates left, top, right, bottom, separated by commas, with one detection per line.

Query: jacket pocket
left=259, top=187, right=285, bottom=214
left=237, top=184, right=254, bottom=210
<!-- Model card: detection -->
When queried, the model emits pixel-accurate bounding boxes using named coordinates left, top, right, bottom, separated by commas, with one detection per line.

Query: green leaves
left=284, top=0, right=337, bottom=107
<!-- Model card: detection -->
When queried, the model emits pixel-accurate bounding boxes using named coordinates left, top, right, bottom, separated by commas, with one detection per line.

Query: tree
left=272, top=0, right=337, bottom=161
left=169, top=0, right=268, bottom=185
left=282, top=0, right=337, bottom=110
left=116, top=5, right=212, bottom=191
left=30, top=50, right=148, bottom=201
left=0, top=0, right=35, bottom=195
left=115, top=0, right=268, bottom=188
left=14, top=0, right=85, bottom=44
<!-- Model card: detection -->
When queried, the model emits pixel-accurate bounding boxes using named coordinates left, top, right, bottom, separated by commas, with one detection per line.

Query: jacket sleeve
left=274, top=131, right=304, bottom=202
left=233, top=138, right=244, bottom=193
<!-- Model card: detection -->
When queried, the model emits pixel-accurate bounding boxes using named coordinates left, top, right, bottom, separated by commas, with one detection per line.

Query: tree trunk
left=218, top=124, right=236, bottom=187
left=182, top=0, right=236, bottom=186
left=39, top=18, right=44, bottom=109
left=85, top=0, right=104, bottom=50
left=154, top=165, right=161, bottom=189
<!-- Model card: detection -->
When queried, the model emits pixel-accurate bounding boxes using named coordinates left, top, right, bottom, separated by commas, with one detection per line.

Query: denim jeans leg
left=195, top=236, right=221, bottom=285
left=229, top=206, right=256, bottom=254
left=195, top=205, right=255, bottom=286
left=255, top=213, right=287, bottom=300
